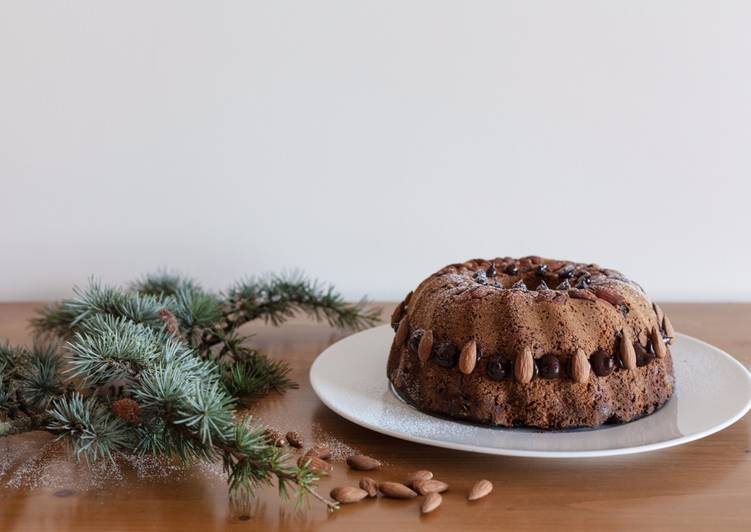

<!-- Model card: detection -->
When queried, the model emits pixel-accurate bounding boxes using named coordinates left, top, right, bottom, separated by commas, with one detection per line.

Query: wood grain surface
left=0, top=303, right=749, bottom=531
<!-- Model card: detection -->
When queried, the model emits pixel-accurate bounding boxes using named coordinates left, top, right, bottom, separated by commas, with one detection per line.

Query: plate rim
left=309, top=326, right=751, bottom=458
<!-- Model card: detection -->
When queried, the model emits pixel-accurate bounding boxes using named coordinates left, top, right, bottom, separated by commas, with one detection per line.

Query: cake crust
left=387, top=256, right=675, bottom=430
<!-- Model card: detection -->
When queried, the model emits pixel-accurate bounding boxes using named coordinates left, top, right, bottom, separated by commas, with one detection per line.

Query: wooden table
left=1, top=303, right=749, bottom=531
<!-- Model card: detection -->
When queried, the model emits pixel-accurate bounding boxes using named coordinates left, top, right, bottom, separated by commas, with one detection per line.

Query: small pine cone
left=112, top=398, right=141, bottom=424
left=265, top=428, right=286, bottom=447
left=286, top=431, right=304, bottom=448
left=159, top=308, right=181, bottom=337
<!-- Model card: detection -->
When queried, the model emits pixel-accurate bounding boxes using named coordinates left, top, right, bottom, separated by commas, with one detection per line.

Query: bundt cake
left=387, top=256, right=676, bottom=429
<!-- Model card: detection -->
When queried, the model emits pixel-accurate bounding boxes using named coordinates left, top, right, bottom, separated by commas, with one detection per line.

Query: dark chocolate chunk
left=433, top=342, right=459, bottom=368
left=486, top=356, right=510, bottom=381
left=575, top=275, right=591, bottom=289
left=511, top=280, right=528, bottom=291
left=557, top=264, right=575, bottom=278
left=556, top=280, right=571, bottom=290
left=635, top=342, right=655, bottom=367
left=504, top=263, right=519, bottom=275
left=536, top=280, right=550, bottom=291
left=537, top=353, right=561, bottom=379
left=408, top=329, right=423, bottom=353
left=486, top=263, right=497, bottom=277
left=590, top=350, right=615, bottom=377
left=473, top=270, right=488, bottom=285
left=535, top=264, right=549, bottom=276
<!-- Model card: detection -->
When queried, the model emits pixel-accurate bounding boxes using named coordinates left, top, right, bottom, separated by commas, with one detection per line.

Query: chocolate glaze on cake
left=387, top=256, right=676, bottom=429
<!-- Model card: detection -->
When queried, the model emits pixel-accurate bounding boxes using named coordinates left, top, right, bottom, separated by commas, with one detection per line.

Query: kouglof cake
left=387, top=256, right=675, bottom=429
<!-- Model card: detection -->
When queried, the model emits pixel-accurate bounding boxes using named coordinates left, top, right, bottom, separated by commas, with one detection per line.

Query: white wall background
left=1, top=1, right=750, bottom=302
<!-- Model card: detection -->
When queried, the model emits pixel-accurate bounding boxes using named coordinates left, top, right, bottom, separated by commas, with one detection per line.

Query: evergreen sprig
left=224, top=272, right=381, bottom=330
left=1, top=269, right=379, bottom=509
left=47, top=393, right=133, bottom=462
left=33, top=280, right=166, bottom=337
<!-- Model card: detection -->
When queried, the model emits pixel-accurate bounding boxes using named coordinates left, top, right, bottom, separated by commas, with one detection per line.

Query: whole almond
left=285, top=431, right=303, bottom=448
left=619, top=329, right=636, bottom=370
left=390, top=301, right=406, bottom=329
left=418, top=330, right=434, bottom=364
left=468, top=479, right=493, bottom=501
left=359, top=477, right=378, bottom=498
left=298, top=455, right=332, bottom=475
left=653, top=302, right=664, bottom=325
left=592, top=286, right=626, bottom=308
left=568, top=288, right=597, bottom=301
left=413, top=479, right=449, bottom=495
left=379, top=481, right=417, bottom=499
left=470, top=285, right=493, bottom=299
left=394, top=317, right=410, bottom=348
left=330, top=486, right=368, bottom=504
left=651, top=326, right=667, bottom=358
left=304, top=444, right=331, bottom=460
left=421, top=492, right=442, bottom=514
left=459, top=341, right=477, bottom=375
left=346, top=454, right=381, bottom=471
left=514, top=347, right=534, bottom=384
left=663, top=315, right=675, bottom=343
left=535, top=290, right=557, bottom=302
left=406, top=470, right=433, bottom=488
left=571, top=349, right=590, bottom=384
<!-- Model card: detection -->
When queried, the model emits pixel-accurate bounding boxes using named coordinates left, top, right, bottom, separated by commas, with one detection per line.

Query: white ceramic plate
left=310, top=325, right=751, bottom=457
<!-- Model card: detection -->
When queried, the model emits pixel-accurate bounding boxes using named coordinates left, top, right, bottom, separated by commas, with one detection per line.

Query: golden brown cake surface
left=387, top=256, right=675, bottom=429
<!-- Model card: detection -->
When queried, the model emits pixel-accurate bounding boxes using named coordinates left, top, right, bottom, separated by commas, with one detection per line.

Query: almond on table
left=468, top=479, right=493, bottom=501
left=421, top=492, right=442, bottom=514
left=346, top=454, right=381, bottom=471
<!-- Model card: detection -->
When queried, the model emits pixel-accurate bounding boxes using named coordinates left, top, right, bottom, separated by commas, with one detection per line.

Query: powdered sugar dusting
left=311, top=422, right=360, bottom=461
left=3, top=438, right=123, bottom=491
left=0, top=435, right=227, bottom=492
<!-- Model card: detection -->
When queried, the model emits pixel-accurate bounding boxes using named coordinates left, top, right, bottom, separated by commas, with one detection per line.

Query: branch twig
left=0, top=413, right=49, bottom=437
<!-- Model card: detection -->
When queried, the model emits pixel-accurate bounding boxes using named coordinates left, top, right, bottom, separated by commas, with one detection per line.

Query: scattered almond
left=468, top=479, right=493, bottom=501
left=421, top=492, right=442, bottom=514
left=394, top=317, right=410, bottom=348
left=459, top=341, right=477, bottom=375
left=298, top=455, right=332, bottom=475
left=285, top=431, right=303, bottom=448
left=413, top=479, right=449, bottom=495
left=418, top=331, right=434, bottom=364
left=379, top=481, right=417, bottom=499
left=514, top=347, right=534, bottom=384
left=619, top=329, right=636, bottom=370
left=406, top=470, right=433, bottom=488
left=346, top=454, right=381, bottom=471
left=304, top=444, right=331, bottom=460
left=651, top=326, right=667, bottom=358
left=571, top=349, right=590, bottom=384
left=359, top=477, right=378, bottom=498
left=330, top=486, right=368, bottom=504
